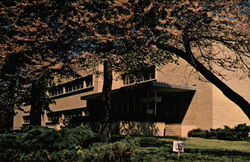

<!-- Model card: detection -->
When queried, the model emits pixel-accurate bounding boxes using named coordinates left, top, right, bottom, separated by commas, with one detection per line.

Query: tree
left=151, top=0, right=250, bottom=118
left=0, top=0, right=61, bottom=127
left=69, top=0, right=250, bottom=119
left=1, top=0, right=249, bottom=136
left=100, top=60, right=113, bottom=142
left=0, top=77, right=26, bottom=132
left=0, top=0, right=92, bottom=127
left=0, top=39, right=29, bottom=132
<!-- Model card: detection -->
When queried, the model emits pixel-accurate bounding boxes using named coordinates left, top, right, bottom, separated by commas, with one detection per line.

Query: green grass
left=132, top=137, right=250, bottom=162
left=185, top=137, right=250, bottom=153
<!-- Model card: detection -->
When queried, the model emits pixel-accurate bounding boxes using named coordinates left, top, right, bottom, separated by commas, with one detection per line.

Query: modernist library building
left=14, top=59, right=250, bottom=137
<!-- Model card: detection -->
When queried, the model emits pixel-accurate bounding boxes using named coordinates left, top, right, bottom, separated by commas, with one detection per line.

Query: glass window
left=128, top=74, right=135, bottom=84
left=123, top=67, right=155, bottom=85
left=49, top=75, right=93, bottom=96
left=23, top=116, right=30, bottom=124
left=85, top=76, right=93, bottom=87
left=49, top=86, right=64, bottom=96
left=64, top=79, right=84, bottom=93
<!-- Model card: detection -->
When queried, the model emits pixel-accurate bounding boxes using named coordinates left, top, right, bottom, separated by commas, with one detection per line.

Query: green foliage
left=50, top=149, right=78, bottom=161
left=20, top=149, right=79, bottom=161
left=1, top=126, right=250, bottom=161
left=21, top=125, right=42, bottom=132
left=0, top=133, right=22, bottom=149
left=132, top=137, right=183, bottom=161
left=20, top=149, right=52, bottom=162
left=132, top=137, right=250, bottom=162
left=188, top=124, right=250, bottom=141
left=0, top=126, right=96, bottom=161
left=79, top=137, right=140, bottom=161
left=21, top=125, right=95, bottom=151
left=59, top=126, right=96, bottom=149
left=0, top=133, right=22, bottom=161
left=21, top=127, right=62, bottom=151
left=188, top=128, right=209, bottom=138
left=139, top=136, right=172, bottom=147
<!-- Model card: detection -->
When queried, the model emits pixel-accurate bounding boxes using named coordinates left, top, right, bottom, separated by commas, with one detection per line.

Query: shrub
left=0, top=126, right=139, bottom=161
left=79, top=137, right=140, bottom=161
left=21, top=125, right=42, bottom=132
left=20, top=125, right=96, bottom=152
left=188, top=124, right=250, bottom=141
left=188, top=129, right=209, bottom=138
left=21, top=127, right=62, bottom=151
left=233, top=124, right=250, bottom=141
left=0, top=133, right=22, bottom=161
left=19, top=149, right=52, bottom=161
left=0, top=126, right=97, bottom=161
left=58, top=125, right=96, bottom=149
left=50, top=149, right=79, bottom=161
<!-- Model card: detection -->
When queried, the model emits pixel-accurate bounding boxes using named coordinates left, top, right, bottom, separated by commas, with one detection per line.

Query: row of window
left=49, top=67, right=155, bottom=97
left=47, top=113, right=86, bottom=122
left=49, top=75, right=93, bottom=97
left=122, top=67, right=155, bottom=85
left=23, top=110, right=88, bottom=124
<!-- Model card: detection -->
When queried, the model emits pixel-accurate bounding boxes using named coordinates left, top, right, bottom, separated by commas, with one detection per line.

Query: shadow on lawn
left=185, top=148, right=250, bottom=157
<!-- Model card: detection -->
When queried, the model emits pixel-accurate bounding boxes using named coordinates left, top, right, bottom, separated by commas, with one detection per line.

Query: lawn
left=132, top=137, right=250, bottom=161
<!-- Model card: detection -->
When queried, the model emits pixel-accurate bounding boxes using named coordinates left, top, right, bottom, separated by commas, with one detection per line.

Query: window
left=23, top=115, right=30, bottom=124
left=47, top=114, right=52, bottom=122
left=46, top=113, right=60, bottom=123
left=48, top=75, right=93, bottom=96
left=65, top=79, right=84, bottom=93
left=49, top=86, right=63, bottom=96
left=85, top=75, right=93, bottom=88
left=123, top=67, right=155, bottom=85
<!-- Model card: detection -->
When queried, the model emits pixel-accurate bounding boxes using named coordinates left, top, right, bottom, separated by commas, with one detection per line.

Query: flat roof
left=81, top=81, right=196, bottom=100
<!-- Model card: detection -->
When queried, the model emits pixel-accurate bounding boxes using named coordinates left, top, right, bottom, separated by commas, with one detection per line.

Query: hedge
left=188, top=124, right=250, bottom=141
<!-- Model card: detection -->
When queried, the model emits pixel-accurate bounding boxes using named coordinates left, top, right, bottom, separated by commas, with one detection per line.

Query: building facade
left=13, top=59, right=250, bottom=137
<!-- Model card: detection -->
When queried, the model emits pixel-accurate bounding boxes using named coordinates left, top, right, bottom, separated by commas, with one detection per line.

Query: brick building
left=13, top=58, right=250, bottom=137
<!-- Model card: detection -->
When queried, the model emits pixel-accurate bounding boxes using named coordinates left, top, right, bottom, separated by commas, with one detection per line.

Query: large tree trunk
left=155, top=42, right=250, bottom=119
left=99, top=60, right=113, bottom=142
left=0, top=106, right=14, bottom=133
left=29, top=80, right=44, bottom=126
left=0, top=55, right=20, bottom=132
left=0, top=80, right=17, bottom=133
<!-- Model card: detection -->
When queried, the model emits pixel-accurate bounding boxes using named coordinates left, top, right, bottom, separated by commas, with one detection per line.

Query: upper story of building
left=47, top=65, right=158, bottom=108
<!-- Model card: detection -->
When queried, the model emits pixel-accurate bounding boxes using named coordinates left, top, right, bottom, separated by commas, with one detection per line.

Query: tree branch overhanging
left=154, top=41, right=250, bottom=119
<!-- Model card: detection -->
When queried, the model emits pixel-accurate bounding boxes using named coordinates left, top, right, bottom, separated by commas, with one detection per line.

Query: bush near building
left=0, top=126, right=139, bottom=161
left=1, top=125, right=250, bottom=161
left=188, top=124, right=250, bottom=141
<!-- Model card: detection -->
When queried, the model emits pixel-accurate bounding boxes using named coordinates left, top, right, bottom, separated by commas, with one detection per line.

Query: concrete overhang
left=81, top=81, right=196, bottom=101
